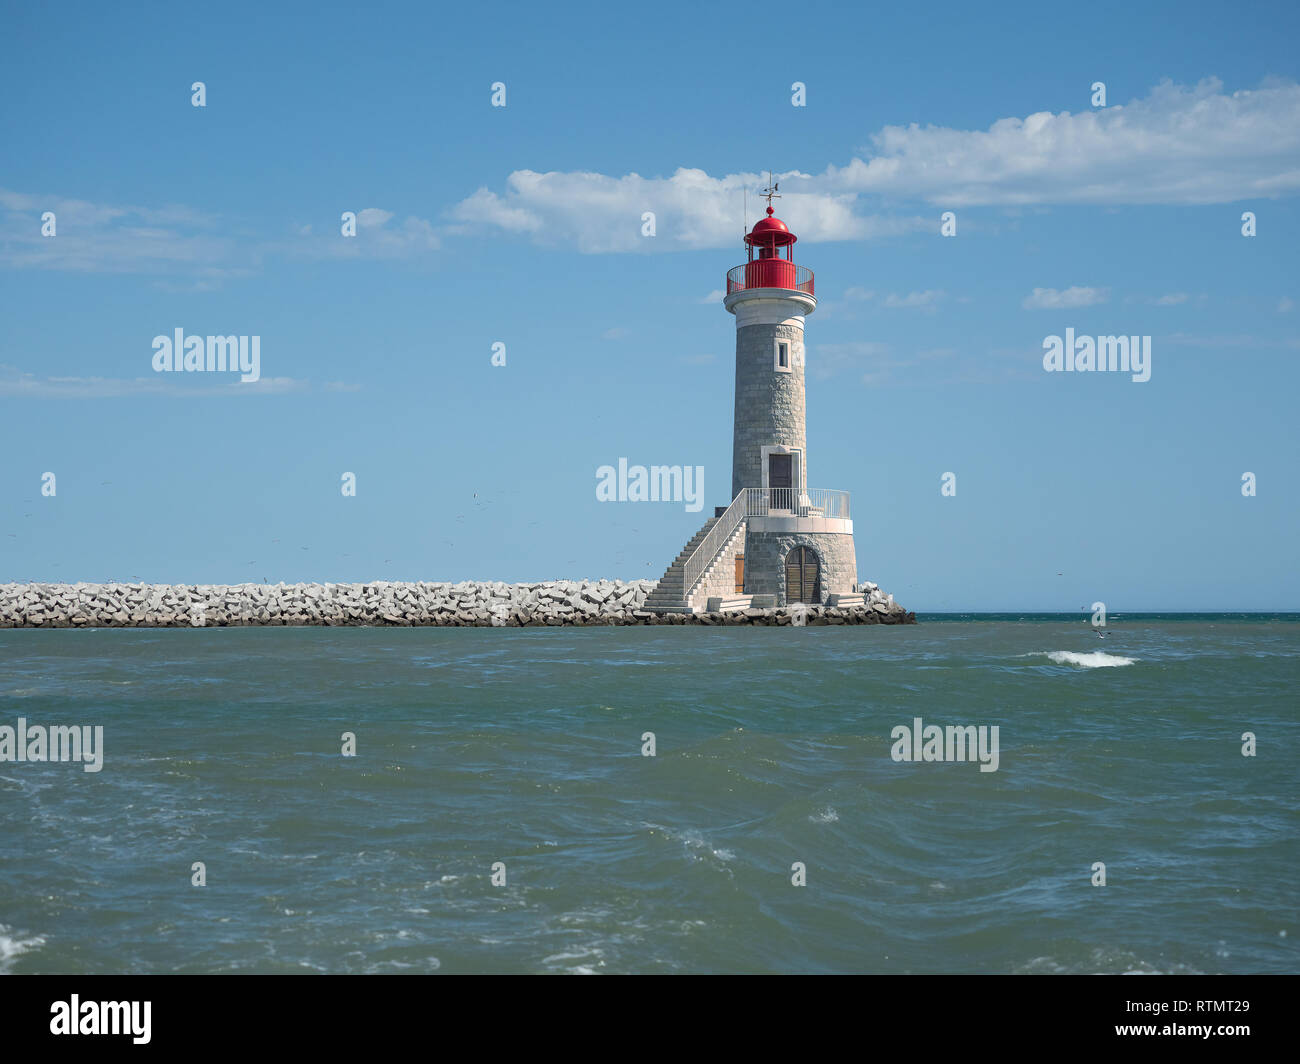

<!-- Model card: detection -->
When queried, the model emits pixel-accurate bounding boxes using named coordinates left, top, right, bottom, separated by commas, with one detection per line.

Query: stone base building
left=645, top=201, right=861, bottom=613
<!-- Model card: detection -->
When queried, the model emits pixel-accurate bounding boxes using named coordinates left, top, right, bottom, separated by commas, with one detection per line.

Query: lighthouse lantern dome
left=745, top=207, right=797, bottom=250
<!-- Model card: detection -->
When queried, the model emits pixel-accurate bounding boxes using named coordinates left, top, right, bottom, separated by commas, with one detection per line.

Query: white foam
left=644, top=823, right=736, bottom=870
left=1044, top=650, right=1136, bottom=668
left=542, top=949, right=605, bottom=974
left=0, top=925, right=45, bottom=974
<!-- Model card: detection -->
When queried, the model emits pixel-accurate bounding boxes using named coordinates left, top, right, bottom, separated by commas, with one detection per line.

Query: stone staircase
left=642, top=516, right=719, bottom=613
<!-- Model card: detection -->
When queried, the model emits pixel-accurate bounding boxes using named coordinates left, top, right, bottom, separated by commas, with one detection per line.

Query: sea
left=1, top=615, right=1296, bottom=974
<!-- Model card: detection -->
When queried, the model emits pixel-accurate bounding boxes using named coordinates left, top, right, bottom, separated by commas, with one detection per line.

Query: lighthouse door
left=769, top=454, right=793, bottom=510
left=785, top=546, right=821, bottom=604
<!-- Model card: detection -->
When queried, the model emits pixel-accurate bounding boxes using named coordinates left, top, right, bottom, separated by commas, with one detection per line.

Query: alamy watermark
left=0, top=718, right=104, bottom=773
left=596, top=459, right=704, bottom=513
left=1042, top=328, right=1150, bottom=382
left=152, top=328, right=261, bottom=382
left=50, top=995, right=150, bottom=1044
left=890, top=717, right=1000, bottom=772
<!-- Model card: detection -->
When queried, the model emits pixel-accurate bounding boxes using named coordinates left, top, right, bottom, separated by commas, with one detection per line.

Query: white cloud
left=1153, top=292, right=1189, bottom=305
left=698, top=289, right=726, bottom=304
left=0, top=366, right=309, bottom=398
left=445, top=79, right=1300, bottom=252
left=0, top=189, right=237, bottom=275
left=882, top=289, right=944, bottom=309
left=447, top=187, right=544, bottom=234
left=1163, top=332, right=1300, bottom=349
left=831, top=77, right=1300, bottom=206
left=0, top=190, right=439, bottom=276
left=9, top=77, right=1298, bottom=278
left=356, top=208, right=394, bottom=228
left=811, top=341, right=893, bottom=380
left=285, top=211, right=438, bottom=260
left=445, top=167, right=928, bottom=252
left=1278, top=296, right=1294, bottom=313
left=843, top=287, right=875, bottom=301
left=0, top=189, right=213, bottom=229
left=1023, top=286, right=1109, bottom=309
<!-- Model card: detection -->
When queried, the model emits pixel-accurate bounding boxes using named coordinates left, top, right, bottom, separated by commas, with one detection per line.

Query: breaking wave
left=0, top=925, right=45, bottom=974
left=1043, top=650, right=1136, bottom=668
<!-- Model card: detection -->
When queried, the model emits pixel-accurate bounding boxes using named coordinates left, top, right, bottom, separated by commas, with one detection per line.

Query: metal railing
left=744, top=487, right=850, bottom=520
left=682, top=490, right=746, bottom=598
left=679, top=487, right=852, bottom=602
left=726, top=263, right=815, bottom=296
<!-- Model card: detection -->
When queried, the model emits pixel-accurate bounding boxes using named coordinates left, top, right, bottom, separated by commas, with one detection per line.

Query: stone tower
left=642, top=193, right=858, bottom=612
left=728, top=205, right=810, bottom=501
left=723, top=202, right=856, bottom=604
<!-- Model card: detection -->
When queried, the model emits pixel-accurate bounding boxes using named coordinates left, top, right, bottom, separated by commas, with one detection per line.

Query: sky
left=1, top=0, right=1297, bottom=611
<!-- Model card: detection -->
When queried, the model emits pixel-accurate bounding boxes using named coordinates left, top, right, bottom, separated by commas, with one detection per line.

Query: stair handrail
left=682, top=491, right=746, bottom=598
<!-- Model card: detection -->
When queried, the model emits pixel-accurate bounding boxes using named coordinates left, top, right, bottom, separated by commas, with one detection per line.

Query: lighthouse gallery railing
left=744, top=487, right=850, bottom=520
left=681, top=488, right=851, bottom=597
left=726, top=263, right=815, bottom=296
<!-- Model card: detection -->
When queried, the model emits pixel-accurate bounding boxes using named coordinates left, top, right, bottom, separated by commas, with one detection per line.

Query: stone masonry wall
left=742, top=531, right=858, bottom=605
left=687, top=520, right=747, bottom=610
left=731, top=321, right=806, bottom=498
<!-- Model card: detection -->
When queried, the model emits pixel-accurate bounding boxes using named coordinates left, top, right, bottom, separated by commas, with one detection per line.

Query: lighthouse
left=644, top=184, right=858, bottom=612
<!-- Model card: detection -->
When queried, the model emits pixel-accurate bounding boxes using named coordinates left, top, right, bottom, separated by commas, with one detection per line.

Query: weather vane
left=761, top=171, right=781, bottom=211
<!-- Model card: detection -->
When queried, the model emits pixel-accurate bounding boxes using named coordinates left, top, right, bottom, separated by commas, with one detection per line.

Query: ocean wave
left=0, top=925, right=45, bottom=974
left=1018, top=947, right=1200, bottom=975
left=643, top=823, right=736, bottom=871
left=1042, top=651, right=1136, bottom=668
left=540, top=949, right=605, bottom=974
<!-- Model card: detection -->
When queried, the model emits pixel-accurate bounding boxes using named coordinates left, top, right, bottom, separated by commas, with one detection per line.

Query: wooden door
left=769, top=453, right=793, bottom=510
left=785, top=546, right=820, bottom=604
left=734, top=556, right=745, bottom=594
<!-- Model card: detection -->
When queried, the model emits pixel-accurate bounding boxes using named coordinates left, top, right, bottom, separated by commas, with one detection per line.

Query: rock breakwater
left=0, top=581, right=915, bottom=627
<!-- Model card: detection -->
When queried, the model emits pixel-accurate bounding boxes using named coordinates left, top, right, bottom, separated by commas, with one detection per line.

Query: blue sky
left=1, top=0, right=1297, bottom=610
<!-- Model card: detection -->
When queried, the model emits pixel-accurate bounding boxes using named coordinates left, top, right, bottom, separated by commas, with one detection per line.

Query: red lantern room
left=725, top=188, right=814, bottom=297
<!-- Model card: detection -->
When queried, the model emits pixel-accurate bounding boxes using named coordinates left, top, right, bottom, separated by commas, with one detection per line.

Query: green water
left=1, top=617, right=1296, bottom=973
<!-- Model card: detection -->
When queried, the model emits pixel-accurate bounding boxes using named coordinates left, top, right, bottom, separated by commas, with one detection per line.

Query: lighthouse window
left=775, top=340, right=791, bottom=372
